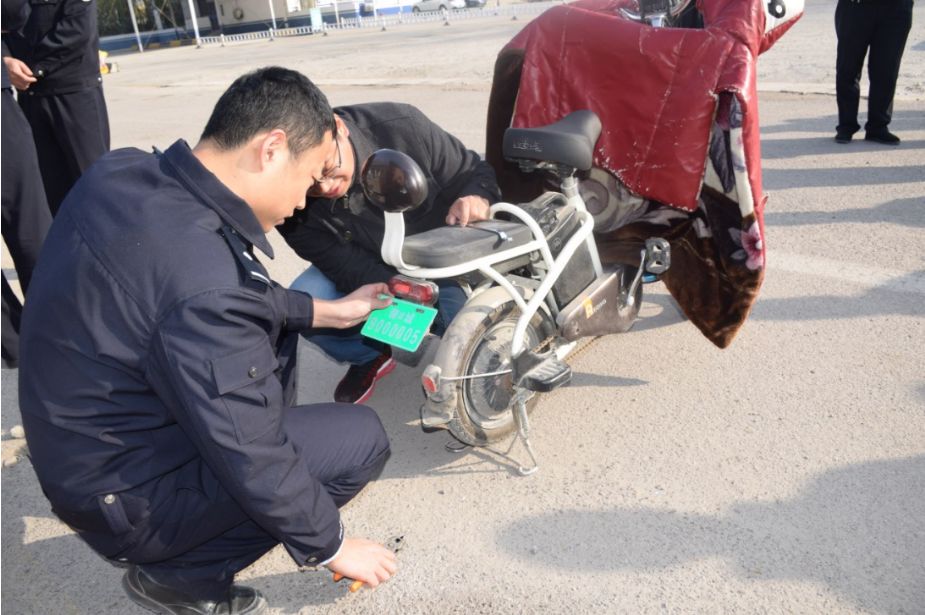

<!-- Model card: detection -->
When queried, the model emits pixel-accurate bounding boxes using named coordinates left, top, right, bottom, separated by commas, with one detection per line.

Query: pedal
left=513, top=350, right=572, bottom=392
left=521, top=357, right=571, bottom=392
left=644, top=238, right=670, bottom=274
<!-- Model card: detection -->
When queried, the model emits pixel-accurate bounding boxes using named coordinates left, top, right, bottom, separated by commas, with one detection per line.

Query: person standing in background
left=834, top=0, right=914, bottom=145
left=1, top=0, right=52, bottom=368
left=2, top=0, right=110, bottom=214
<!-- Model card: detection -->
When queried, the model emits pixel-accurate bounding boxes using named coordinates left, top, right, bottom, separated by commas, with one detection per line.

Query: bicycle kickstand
left=512, top=391, right=539, bottom=476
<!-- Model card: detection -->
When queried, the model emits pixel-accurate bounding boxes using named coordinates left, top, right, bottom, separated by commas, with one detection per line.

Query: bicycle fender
left=420, top=287, right=524, bottom=429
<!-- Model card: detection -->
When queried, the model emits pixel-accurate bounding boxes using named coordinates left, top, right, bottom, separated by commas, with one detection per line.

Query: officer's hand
left=3, top=57, right=37, bottom=90
left=326, top=537, right=397, bottom=588
left=446, top=195, right=490, bottom=227
left=312, top=283, right=391, bottom=329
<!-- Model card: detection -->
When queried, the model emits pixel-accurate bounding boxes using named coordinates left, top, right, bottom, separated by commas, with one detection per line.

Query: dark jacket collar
left=341, top=115, right=377, bottom=217
left=161, top=140, right=274, bottom=257
left=344, top=114, right=376, bottom=177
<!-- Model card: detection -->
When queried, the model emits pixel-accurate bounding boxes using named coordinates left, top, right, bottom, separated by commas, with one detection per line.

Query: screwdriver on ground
left=333, top=535, right=405, bottom=592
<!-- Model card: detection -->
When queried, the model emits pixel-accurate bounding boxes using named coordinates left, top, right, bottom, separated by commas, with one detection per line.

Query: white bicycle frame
left=379, top=174, right=604, bottom=358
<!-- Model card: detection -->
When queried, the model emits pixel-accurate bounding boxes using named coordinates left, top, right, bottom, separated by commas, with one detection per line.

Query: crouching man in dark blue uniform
left=18, top=67, right=398, bottom=615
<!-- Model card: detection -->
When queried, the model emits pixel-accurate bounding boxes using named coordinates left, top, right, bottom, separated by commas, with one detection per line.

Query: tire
left=412, top=6, right=420, bottom=12
left=446, top=301, right=556, bottom=446
left=610, top=265, right=643, bottom=333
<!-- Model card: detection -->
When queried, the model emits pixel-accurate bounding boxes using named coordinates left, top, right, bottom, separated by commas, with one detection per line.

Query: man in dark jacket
left=19, top=67, right=397, bottom=615
left=2, top=0, right=110, bottom=214
left=278, top=103, right=501, bottom=404
left=1, top=0, right=52, bottom=368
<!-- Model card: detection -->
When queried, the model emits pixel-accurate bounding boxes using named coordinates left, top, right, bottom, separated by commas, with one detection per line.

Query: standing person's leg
left=3, top=87, right=51, bottom=369
left=2, top=277, right=22, bottom=368
left=2, top=90, right=51, bottom=291
left=49, top=86, right=111, bottom=211
left=864, top=0, right=914, bottom=138
left=834, top=0, right=875, bottom=139
left=18, top=93, right=71, bottom=215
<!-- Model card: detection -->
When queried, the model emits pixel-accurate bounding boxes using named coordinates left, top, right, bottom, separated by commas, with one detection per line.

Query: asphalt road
left=2, top=2, right=924, bottom=613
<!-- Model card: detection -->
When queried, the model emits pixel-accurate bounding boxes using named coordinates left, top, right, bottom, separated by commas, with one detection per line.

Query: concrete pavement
left=2, top=1, right=924, bottom=613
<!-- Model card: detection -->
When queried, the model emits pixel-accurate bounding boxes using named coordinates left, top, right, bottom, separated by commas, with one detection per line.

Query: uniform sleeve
left=415, top=108, right=502, bottom=204
left=271, top=284, right=315, bottom=332
left=278, top=216, right=397, bottom=293
left=30, top=0, right=96, bottom=78
left=1, top=0, right=31, bottom=38
left=147, top=288, right=343, bottom=566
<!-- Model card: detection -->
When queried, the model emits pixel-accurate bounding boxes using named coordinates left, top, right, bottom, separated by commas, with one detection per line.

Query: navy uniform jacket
left=278, top=102, right=501, bottom=293
left=18, top=140, right=344, bottom=565
left=2, top=0, right=103, bottom=94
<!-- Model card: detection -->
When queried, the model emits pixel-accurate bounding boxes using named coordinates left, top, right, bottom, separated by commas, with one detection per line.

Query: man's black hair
left=201, top=67, right=335, bottom=156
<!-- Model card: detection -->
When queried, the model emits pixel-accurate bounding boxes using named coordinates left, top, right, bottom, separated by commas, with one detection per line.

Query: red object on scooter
left=486, top=0, right=803, bottom=348
left=388, top=275, right=439, bottom=306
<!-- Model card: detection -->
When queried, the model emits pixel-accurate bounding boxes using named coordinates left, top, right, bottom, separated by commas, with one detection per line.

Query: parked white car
left=410, top=0, right=466, bottom=12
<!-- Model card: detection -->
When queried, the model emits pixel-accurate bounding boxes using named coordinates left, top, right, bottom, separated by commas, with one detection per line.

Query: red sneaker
left=333, top=350, right=396, bottom=404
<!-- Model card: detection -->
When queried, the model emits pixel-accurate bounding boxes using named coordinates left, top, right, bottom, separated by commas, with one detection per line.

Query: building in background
left=99, top=0, right=482, bottom=52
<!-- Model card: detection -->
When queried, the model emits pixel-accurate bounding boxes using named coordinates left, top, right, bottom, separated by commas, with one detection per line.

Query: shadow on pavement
left=496, top=455, right=925, bottom=614
left=759, top=109, right=924, bottom=137
left=750, top=271, right=924, bottom=321
left=765, top=196, right=925, bottom=229
left=763, top=163, right=924, bottom=190
left=629, top=291, right=687, bottom=333
left=568, top=372, right=647, bottom=388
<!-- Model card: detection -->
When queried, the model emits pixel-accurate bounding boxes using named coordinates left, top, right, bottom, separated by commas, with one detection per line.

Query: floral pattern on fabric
left=729, top=221, right=764, bottom=270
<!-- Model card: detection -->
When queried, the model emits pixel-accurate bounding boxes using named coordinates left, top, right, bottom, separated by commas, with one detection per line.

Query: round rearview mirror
left=360, top=149, right=428, bottom=213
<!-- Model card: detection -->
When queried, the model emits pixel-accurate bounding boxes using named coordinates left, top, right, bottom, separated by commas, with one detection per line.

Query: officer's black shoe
left=334, top=348, right=396, bottom=404
left=864, top=130, right=900, bottom=146
left=122, top=566, right=268, bottom=615
left=834, top=131, right=853, bottom=144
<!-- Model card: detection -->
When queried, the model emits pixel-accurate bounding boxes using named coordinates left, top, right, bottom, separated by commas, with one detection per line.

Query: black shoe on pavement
left=864, top=130, right=900, bottom=145
left=122, top=565, right=267, bottom=615
left=834, top=131, right=853, bottom=144
left=334, top=349, right=396, bottom=404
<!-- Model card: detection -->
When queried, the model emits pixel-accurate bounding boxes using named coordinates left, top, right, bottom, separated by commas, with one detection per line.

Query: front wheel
left=446, top=301, right=556, bottom=446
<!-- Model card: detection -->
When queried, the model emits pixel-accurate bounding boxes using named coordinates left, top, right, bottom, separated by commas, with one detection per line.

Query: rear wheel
left=446, top=301, right=556, bottom=446
left=412, top=6, right=420, bottom=12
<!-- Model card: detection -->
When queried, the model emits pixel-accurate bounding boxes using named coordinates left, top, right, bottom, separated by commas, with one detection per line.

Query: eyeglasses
left=313, top=133, right=342, bottom=188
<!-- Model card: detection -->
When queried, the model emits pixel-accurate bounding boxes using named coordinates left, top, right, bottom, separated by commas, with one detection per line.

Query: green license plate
left=361, top=298, right=438, bottom=352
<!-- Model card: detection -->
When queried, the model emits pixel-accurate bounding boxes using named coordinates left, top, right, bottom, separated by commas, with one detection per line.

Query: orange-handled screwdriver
left=332, top=535, right=404, bottom=593
left=331, top=573, right=364, bottom=592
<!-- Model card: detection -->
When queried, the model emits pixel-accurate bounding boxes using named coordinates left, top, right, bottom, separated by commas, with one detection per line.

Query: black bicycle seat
left=502, top=110, right=602, bottom=171
left=402, top=220, right=533, bottom=268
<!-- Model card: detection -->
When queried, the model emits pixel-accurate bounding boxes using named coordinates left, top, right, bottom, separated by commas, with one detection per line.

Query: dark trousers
left=18, top=84, right=110, bottom=216
left=1, top=87, right=51, bottom=367
left=111, top=403, right=390, bottom=598
left=835, top=0, right=914, bottom=134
